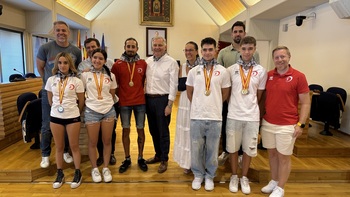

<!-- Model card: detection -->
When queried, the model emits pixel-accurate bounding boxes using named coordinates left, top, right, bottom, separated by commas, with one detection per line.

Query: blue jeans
left=190, top=119, right=222, bottom=179
left=120, top=104, right=146, bottom=129
left=40, top=89, right=69, bottom=157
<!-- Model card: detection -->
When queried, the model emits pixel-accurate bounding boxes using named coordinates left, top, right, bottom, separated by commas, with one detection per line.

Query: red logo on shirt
left=104, top=78, right=110, bottom=84
left=214, top=71, right=220, bottom=76
left=252, top=71, right=258, bottom=76
left=286, top=76, right=293, bottom=82
left=69, top=84, right=75, bottom=90
left=138, top=68, right=143, bottom=73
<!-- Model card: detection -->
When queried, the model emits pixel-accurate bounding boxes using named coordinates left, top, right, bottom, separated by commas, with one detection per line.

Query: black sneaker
left=109, top=155, right=116, bottom=165
left=53, top=169, right=65, bottom=189
left=96, top=157, right=103, bottom=167
left=119, top=159, right=131, bottom=173
left=138, top=158, right=148, bottom=172
left=71, top=169, right=82, bottom=189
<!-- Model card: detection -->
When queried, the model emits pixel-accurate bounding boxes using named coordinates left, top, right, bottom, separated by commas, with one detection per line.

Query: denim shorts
left=120, top=104, right=146, bottom=129
left=84, top=106, right=116, bottom=124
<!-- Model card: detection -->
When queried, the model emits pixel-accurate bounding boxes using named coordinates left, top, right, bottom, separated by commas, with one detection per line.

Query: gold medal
left=97, top=96, right=103, bottom=100
left=241, top=89, right=249, bottom=95
left=205, top=90, right=211, bottom=96
left=129, top=81, right=134, bottom=87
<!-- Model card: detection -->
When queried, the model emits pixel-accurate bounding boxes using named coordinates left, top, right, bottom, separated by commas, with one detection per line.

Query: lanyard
left=203, top=65, right=213, bottom=96
left=93, top=72, right=104, bottom=99
left=239, top=65, right=253, bottom=94
left=58, top=77, right=69, bottom=105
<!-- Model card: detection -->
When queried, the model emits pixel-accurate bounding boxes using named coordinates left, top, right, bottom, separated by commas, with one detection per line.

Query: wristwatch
left=297, top=122, right=306, bottom=128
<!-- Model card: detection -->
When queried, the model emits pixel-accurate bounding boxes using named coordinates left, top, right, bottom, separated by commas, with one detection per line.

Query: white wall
left=0, top=1, right=26, bottom=30
left=278, top=3, right=350, bottom=93
left=279, top=3, right=350, bottom=134
left=91, top=0, right=219, bottom=63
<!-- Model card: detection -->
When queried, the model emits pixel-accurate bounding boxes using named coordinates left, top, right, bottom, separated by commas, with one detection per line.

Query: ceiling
left=1, top=0, right=330, bottom=28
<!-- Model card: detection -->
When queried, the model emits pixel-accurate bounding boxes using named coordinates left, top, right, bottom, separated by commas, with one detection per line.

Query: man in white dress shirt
left=144, top=36, right=179, bottom=173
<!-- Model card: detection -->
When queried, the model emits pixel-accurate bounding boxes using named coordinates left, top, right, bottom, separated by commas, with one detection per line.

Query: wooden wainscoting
left=0, top=78, right=42, bottom=150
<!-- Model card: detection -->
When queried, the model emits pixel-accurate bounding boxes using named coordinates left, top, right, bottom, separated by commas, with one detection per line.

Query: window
left=0, top=28, right=25, bottom=83
left=32, top=35, right=49, bottom=76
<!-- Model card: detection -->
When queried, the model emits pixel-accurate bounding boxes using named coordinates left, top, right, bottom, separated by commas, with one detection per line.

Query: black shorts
left=50, top=116, right=80, bottom=126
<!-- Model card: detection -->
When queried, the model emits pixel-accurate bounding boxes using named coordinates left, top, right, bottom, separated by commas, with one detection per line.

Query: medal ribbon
left=127, top=62, right=135, bottom=84
left=93, top=72, right=104, bottom=98
left=239, top=65, right=253, bottom=91
left=58, top=77, right=69, bottom=105
left=203, top=66, right=213, bottom=93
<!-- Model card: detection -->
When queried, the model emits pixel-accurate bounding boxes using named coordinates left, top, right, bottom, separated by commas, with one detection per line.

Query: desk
left=0, top=78, right=42, bottom=150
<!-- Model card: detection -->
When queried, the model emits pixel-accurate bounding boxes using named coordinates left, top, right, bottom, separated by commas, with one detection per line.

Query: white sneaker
left=218, top=151, right=229, bottom=166
left=261, top=180, right=278, bottom=193
left=204, top=178, right=214, bottom=191
left=240, top=176, right=251, bottom=194
left=40, top=157, right=50, bottom=168
left=269, top=186, right=284, bottom=197
left=238, top=155, right=243, bottom=169
left=102, top=167, right=112, bottom=183
left=229, top=175, right=239, bottom=193
left=63, top=152, right=73, bottom=163
left=91, top=167, right=102, bottom=183
left=192, top=177, right=203, bottom=190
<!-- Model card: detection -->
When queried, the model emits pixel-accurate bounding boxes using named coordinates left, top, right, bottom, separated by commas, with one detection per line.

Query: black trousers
left=146, top=95, right=171, bottom=161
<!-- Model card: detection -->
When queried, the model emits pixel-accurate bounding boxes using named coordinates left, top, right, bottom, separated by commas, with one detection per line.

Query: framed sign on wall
left=140, top=0, right=173, bottom=27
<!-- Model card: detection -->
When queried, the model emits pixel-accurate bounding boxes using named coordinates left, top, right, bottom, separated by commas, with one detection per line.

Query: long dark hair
left=92, top=48, right=113, bottom=81
left=186, top=41, right=199, bottom=58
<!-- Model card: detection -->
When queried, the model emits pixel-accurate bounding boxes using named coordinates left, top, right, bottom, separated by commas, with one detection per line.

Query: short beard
left=234, top=37, right=241, bottom=44
left=126, top=52, right=135, bottom=57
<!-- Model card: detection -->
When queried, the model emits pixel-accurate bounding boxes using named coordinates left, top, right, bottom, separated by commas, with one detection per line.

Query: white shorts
left=260, top=119, right=296, bottom=155
left=226, top=119, right=259, bottom=157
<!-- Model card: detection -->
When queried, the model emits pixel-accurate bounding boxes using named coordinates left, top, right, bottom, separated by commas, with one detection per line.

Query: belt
left=146, top=94, right=169, bottom=98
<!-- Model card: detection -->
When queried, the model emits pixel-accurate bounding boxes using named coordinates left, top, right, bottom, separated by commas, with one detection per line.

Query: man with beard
left=217, top=21, right=260, bottom=166
left=111, top=38, right=148, bottom=173
left=78, top=38, right=117, bottom=166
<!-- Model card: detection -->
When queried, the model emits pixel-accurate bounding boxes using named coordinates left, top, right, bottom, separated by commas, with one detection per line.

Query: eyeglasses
left=183, top=49, right=195, bottom=52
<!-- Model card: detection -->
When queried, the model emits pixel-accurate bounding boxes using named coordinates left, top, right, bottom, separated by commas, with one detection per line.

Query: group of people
left=173, top=21, right=310, bottom=197
left=36, top=20, right=310, bottom=197
left=35, top=21, right=166, bottom=189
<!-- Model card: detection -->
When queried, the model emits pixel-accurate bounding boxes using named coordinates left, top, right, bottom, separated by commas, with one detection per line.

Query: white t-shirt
left=45, top=76, right=84, bottom=119
left=186, top=64, right=231, bottom=121
left=81, top=71, right=118, bottom=114
left=227, top=64, right=267, bottom=121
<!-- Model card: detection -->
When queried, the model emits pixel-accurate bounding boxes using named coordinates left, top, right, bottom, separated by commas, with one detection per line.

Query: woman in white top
left=45, top=52, right=85, bottom=189
left=80, top=49, right=118, bottom=183
left=173, top=41, right=200, bottom=174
